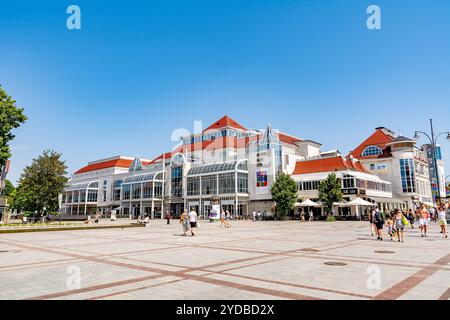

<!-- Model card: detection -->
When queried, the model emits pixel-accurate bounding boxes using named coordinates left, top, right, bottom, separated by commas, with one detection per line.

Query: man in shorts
left=189, top=208, right=198, bottom=236
left=418, top=204, right=430, bottom=237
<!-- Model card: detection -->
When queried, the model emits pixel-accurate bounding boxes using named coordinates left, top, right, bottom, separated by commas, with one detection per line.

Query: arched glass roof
left=64, top=180, right=99, bottom=191
left=122, top=171, right=163, bottom=184
left=187, top=160, right=247, bottom=176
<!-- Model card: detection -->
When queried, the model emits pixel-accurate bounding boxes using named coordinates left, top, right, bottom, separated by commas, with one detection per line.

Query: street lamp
left=414, top=119, right=450, bottom=207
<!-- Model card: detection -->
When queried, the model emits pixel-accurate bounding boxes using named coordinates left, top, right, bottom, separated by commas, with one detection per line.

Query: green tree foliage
left=3, top=179, right=14, bottom=196
left=270, top=173, right=298, bottom=220
left=0, top=85, right=27, bottom=164
left=317, top=172, right=343, bottom=215
left=17, top=150, right=68, bottom=215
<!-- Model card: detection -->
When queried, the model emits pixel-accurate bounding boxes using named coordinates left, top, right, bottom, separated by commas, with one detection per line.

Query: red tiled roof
left=204, top=115, right=247, bottom=132
left=75, top=158, right=151, bottom=174
left=279, top=132, right=302, bottom=145
left=348, top=129, right=394, bottom=159
left=293, top=156, right=369, bottom=175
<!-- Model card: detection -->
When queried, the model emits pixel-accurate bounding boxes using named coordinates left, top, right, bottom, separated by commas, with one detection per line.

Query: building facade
left=61, top=118, right=444, bottom=219
left=348, top=127, right=436, bottom=208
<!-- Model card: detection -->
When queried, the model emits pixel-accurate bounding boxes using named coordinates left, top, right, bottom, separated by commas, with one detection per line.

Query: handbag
left=401, top=215, right=409, bottom=226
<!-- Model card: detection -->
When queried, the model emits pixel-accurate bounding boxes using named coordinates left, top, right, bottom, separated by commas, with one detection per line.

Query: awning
left=367, top=196, right=406, bottom=205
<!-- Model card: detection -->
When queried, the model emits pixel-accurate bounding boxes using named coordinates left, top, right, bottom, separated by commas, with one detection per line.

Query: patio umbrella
left=346, top=197, right=375, bottom=206
left=295, top=199, right=319, bottom=207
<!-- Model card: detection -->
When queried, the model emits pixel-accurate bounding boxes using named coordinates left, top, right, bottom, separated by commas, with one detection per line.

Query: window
left=400, top=158, right=416, bottom=193
left=237, top=172, right=248, bottom=193
left=370, top=164, right=375, bottom=171
left=87, top=190, right=98, bottom=202
left=122, top=184, right=131, bottom=200
left=132, top=183, right=141, bottom=199
left=187, top=177, right=200, bottom=196
left=201, top=175, right=217, bottom=195
left=362, top=146, right=383, bottom=157
left=171, top=166, right=183, bottom=197
left=142, top=182, right=152, bottom=198
left=342, top=174, right=355, bottom=189
left=219, top=172, right=235, bottom=194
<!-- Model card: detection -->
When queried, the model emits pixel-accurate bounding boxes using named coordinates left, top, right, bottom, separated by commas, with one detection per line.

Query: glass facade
left=399, top=158, right=416, bottom=193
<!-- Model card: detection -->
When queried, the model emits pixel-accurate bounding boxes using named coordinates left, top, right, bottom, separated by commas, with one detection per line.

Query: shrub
left=326, top=214, right=336, bottom=222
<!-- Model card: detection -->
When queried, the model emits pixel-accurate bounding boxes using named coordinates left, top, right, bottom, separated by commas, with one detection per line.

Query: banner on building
left=256, top=169, right=269, bottom=194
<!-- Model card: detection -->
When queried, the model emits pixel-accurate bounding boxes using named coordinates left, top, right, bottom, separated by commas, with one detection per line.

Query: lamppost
left=414, top=119, right=450, bottom=206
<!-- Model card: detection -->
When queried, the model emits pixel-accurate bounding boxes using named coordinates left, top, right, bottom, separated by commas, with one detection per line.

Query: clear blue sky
left=1, top=0, right=450, bottom=185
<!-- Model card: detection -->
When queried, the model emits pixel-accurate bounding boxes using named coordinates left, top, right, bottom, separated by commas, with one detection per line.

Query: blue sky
left=1, top=0, right=450, bottom=185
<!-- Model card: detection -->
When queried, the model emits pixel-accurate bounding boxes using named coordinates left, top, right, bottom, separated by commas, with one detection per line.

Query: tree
left=3, top=179, right=14, bottom=196
left=317, top=172, right=343, bottom=215
left=270, top=173, right=298, bottom=220
left=17, top=150, right=68, bottom=216
left=0, top=85, right=27, bottom=164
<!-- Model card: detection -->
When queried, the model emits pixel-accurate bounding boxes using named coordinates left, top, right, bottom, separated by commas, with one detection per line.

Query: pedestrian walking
left=438, top=206, right=448, bottom=238
left=418, top=204, right=430, bottom=237
left=220, top=209, right=226, bottom=227
left=225, top=210, right=231, bottom=228
left=407, top=209, right=415, bottom=229
left=188, top=208, right=198, bottom=236
left=165, top=212, right=171, bottom=224
left=252, top=210, right=256, bottom=222
left=257, top=211, right=261, bottom=221
left=373, top=206, right=384, bottom=241
left=394, top=208, right=408, bottom=242
left=301, top=210, right=306, bottom=223
left=368, top=211, right=375, bottom=236
left=386, top=216, right=394, bottom=241
left=309, top=210, right=314, bottom=222
left=179, top=209, right=190, bottom=236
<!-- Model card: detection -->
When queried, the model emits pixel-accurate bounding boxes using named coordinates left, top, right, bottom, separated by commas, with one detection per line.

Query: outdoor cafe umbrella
left=345, top=197, right=375, bottom=221
left=295, top=199, right=319, bottom=220
left=295, top=199, right=319, bottom=207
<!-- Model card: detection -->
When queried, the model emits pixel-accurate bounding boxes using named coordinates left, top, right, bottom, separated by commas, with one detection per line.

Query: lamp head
left=414, top=132, right=420, bottom=139
left=446, top=132, right=450, bottom=140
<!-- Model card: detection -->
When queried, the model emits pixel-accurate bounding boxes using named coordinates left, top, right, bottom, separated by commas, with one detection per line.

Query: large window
left=87, top=190, right=98, bottom=203
left=187, top=177, right=200, bottom=196
left=171, top=166, right=183, bottom=197
left=219, top=172, right=235, bottom=194
left=201, top=175, right=217, bottom=195
left=122, top=184, right=131, bottom=200
left=342, top=174, right=355, bottom=189
left=237, top=172, right=248, bottom=193
left=141, top=182, right=151, bottom=198
left=400, top=158, right=416, bottom=193
left=132, top=183, right=141, bottom=199
left=362, top=146, right=383, bottom=157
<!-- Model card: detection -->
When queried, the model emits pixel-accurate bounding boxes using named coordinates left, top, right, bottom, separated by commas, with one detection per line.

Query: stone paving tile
left=0, top=220, right=448, bottom=300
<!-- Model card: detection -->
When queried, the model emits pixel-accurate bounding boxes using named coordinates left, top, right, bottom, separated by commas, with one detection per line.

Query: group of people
left=179, top=208, right=199, bottom=236
left=299, top=210, right=314, bottom=222
left=369, top=203, right=448, bottom=242
left=219, top=209, right=232, bottom=228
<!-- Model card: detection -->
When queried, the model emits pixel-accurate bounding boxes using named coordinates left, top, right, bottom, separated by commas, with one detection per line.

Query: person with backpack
left=373, top=206, right=384, bottom=241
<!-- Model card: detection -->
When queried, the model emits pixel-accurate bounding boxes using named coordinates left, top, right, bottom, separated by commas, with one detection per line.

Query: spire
left=129, top=156, right=144, bottom=172
left=259, top=123, right=280, bottom=147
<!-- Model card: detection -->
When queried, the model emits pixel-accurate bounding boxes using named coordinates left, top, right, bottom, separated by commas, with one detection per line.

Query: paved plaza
left=0, top=220, right=449, bottom=300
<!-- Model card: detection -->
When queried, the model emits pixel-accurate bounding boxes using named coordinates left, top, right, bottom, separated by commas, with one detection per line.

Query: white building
left=348, top=127, right=435, bottom=208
